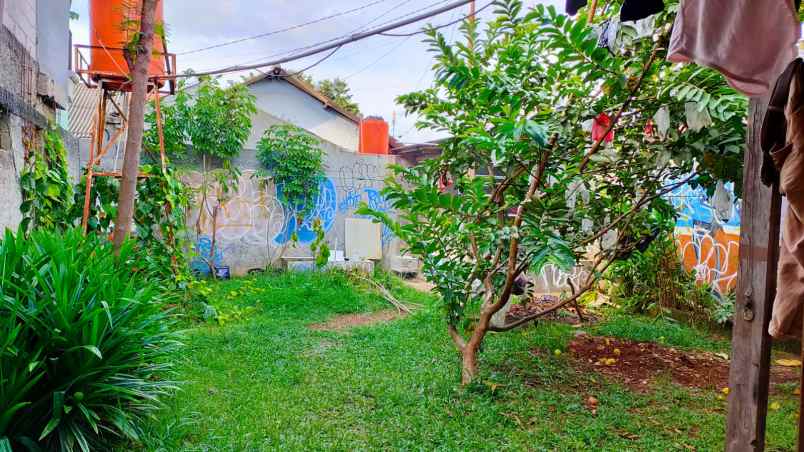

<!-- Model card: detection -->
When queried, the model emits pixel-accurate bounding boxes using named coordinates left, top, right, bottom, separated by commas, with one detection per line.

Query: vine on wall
left=19, top=127, right=74, bottom=231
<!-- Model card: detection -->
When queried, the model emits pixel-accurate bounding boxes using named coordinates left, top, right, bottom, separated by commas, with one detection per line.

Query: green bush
left=606, top=234, right=721, bottom=322
left=0, top=228, right=179, bottom=451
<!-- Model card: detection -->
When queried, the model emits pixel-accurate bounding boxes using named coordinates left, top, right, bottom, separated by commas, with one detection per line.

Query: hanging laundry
left=653, top=106, right=670, bottom=140
left=628, top=15, right=656, bottom=39
left=591, top=112, right=615, bottom=143
left=711, top=180, right=733, bottom=222
left=565, top=0, right=588, bottom=16
left=620, top=0, right=664, bottom=22
left=762, top=58, right=804, bottom=339
left=565, top=178, right=589, bottom=213
left=601, top=229, right=619, bottom=252
left=668, top=0, right=800, bottom=96
left=597, top=19, right=621, bottom=54
left=644, top=119, right=655, bottom=137
left=684, top=102, right=712, bottom=132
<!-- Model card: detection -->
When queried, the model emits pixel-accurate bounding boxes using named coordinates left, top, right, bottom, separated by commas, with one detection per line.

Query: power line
left=177, top=0, right=394, bottom=56
left=344, top=36, right=412, bottom=80
left=380, top=1, right=494, bottom=37
left=159, top=0, right=475, bottom=81
left=187, top=0, right=458, bottom=75
left=353, top=0, right=417, bottom=33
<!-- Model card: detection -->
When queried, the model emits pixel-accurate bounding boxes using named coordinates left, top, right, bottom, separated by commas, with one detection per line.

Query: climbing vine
left=19, top=127, right=75, bottom=231
left=65, top=166, right=193, bottom=280
left=256, top=124, right=325, bottom=218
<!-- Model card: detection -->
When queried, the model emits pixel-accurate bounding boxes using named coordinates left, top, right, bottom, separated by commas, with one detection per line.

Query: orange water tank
left=89, top=0, right=166, bottom=90
left=359, top=117, right=390, bottom=155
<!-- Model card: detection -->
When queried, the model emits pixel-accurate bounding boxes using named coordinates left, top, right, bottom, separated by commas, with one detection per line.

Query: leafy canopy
left=360, top=0, right=747, bottom=381
left=256, top=124, right=325, bottom=218
left=145, top=76, right=257, bottom=161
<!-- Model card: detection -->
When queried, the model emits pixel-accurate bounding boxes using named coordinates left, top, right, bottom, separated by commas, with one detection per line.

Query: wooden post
left=82, top=86, right=107, bottom=233
left=153, top=88, right=167, bottom=172
left=726, top=97, right=782, bottom=451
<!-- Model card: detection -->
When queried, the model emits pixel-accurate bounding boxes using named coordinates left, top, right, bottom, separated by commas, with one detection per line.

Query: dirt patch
left=402, top=278, right=435, bottom=293
left=567, top=335, right=799, bottom=392
left=308, top=310, right=404, bottom=332
left=507, top=296, right=599, bottom=325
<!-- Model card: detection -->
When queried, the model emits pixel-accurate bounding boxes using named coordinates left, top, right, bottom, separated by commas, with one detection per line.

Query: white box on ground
left=345, top=218, right=382, bottom=261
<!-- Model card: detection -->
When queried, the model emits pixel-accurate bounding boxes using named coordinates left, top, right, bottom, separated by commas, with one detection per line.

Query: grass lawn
left=136, top=271, right=799, bottom=451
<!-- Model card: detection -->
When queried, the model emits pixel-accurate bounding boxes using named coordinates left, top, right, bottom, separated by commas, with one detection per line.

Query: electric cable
left=157, top=0, right=475, bottom=80
left=177, top=0, right=394, bottom=56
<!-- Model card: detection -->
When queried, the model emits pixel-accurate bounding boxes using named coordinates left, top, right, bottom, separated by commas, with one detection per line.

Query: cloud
left=71, top=0, right=565, bottom=142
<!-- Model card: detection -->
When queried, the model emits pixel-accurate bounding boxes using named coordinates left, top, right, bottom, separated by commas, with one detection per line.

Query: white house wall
left=249, top=79, right=359, bottom=152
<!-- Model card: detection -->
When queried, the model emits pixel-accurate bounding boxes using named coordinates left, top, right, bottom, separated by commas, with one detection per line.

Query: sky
left=70, top=0, right=563, bottom=143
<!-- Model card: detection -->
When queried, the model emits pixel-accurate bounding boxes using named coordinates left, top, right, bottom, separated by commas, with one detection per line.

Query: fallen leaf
left=554, top=349, right=562, bottom=357
left=794, top=387, right=801, bottom=396
left=721, top=387, right=730, bottom=395
left=775, top=359, right=802, bottom=367
left=770, top=402, right=781, bottom=411
left=714, top=352, right=729, bottom=360
left=613, top=348, right=621, bottom=356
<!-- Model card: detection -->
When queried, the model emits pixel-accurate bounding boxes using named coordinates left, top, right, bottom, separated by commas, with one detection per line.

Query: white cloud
left=71, top=0, right=564, bottom=143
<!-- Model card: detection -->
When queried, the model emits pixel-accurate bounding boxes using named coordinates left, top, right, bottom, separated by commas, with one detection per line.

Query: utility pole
left=112, top=0, right=158, bottom=252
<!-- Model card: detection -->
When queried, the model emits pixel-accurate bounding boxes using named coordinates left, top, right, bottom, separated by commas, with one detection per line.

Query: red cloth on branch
left=592, top=113, right=614, bottom=143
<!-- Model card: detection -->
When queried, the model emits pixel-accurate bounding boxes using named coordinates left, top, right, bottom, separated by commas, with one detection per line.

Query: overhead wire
left=343, top=36, right=412, bottom=80
left=380, top=1, right=494, bottom=37
left=176, top=0, right=394, bottom=56
left=158, top=0, right=476, bottom=80
left=184, top=0, right=462, bottom=77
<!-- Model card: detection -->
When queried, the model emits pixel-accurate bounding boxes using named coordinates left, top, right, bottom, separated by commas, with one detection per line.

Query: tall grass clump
left=0, top=228, right=179, bottom=451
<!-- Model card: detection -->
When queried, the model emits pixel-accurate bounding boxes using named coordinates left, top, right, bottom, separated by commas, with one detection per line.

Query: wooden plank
left=726, top=97, right=783, bottom=451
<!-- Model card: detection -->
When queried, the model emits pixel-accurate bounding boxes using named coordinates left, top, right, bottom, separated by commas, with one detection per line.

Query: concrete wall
left=2, top=0, right=35, bottom=56
left=249, top=79, right=360, bottom=152
left=37, top=0, right=71, bottom=108
left=0, top=114, right=25, bottom=232
left=185, top=143, right=399, bottom=276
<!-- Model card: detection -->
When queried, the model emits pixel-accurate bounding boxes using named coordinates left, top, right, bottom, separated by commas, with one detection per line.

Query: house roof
left=68, top=79, right=128, bottom=138
left=242, top=67, right=362, bottom=125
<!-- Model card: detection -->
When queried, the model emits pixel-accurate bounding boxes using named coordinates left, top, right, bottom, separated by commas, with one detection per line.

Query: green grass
left=135, top=271, right=798, bottom=451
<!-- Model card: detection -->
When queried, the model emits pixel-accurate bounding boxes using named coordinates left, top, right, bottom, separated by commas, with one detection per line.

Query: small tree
left=146, top=76, right=257, bottom=275
left=256, top=124, right=326, bottom=265
left=360, top=1, right=746, bottom=384
left=299, top=75, right=361, bottom=116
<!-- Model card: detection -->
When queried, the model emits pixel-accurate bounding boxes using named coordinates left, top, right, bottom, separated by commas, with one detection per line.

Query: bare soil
left=402, top=278, right=435, bottom=293
left=567, top=335, right=799, bottom=392
left=507, top=296, right=599, bottom=325
left=308, top=310, right=404, bottom=332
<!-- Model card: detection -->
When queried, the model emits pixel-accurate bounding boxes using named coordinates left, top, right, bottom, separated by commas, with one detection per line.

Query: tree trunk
left=461, top=342, right=480, bottom=385
left=460, top=303, right=495, bottom=385
left=112, top=0, right=159, bottom=252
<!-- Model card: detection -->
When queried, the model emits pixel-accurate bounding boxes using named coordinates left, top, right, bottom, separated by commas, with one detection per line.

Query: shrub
left=606, top=233, right=721, bottom=322
left=0, top=228, right=179, bottom=451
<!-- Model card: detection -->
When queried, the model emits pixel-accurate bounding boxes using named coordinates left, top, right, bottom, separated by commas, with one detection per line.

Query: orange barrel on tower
left=89, top=0, right=166, bottom=90
left=359, top=117, right=390, bottom=155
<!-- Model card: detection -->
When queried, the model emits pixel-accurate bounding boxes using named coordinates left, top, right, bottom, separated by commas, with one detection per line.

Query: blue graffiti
left=190, top=236, right=224, bottom=275
left=667, top=181, right=740, bottom=229
left=274, top=178, right=337, bottom=245
left=338, top=190, right=362, bottom=213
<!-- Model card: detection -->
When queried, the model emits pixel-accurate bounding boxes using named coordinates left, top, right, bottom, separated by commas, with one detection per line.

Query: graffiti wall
left=184, top=142, right=399, bottom=276
left=669, top=182, right=741, bottom=294
left=527, top=182, right=743, bottom=297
